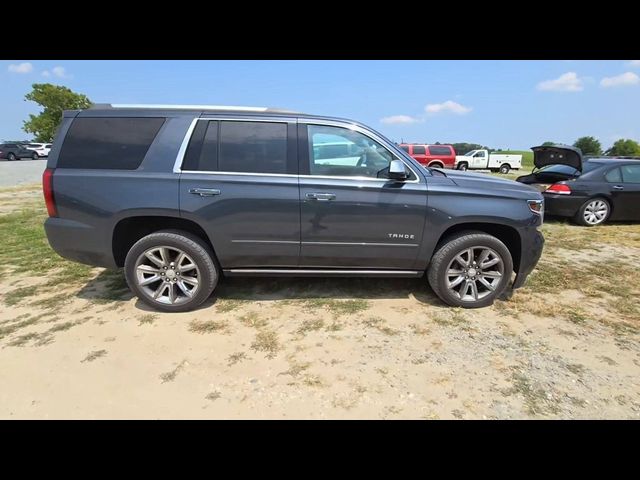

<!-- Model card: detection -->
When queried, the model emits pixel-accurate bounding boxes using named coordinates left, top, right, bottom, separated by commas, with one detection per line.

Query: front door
left=179, top=118, right=300, bottom=268
left=299, top=122, right=427, bottom=269
left=472, top=150, right=487, bottom=169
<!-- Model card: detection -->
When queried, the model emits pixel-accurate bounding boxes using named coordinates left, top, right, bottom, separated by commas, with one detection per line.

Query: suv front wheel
left=427, top=232, right=513, bottom=308
left=124, top=230, right=218, bottom=312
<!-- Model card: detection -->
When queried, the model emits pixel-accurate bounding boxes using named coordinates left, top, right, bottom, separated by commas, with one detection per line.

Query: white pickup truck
left=455, top=149, right=522, bottom=174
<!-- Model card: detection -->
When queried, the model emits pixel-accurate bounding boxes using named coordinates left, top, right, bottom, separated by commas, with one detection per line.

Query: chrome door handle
left=612, top=185, right=624, bottom=191
left=189, top=188, right=221, bottom=197
left=306, top=193, right=336, bottom=201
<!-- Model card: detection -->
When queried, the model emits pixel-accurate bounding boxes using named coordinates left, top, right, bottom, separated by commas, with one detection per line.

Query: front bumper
left=512, top=228, right=544, bottom=289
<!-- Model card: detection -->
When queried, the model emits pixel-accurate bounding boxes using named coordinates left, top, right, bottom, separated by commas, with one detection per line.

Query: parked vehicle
left=43, top=104, right=544, bottom=312
left=398, top=144, right=456, bottom=169
left=455, top=149, right=522, bottom=174
left=24, top=143, right=52, bottom=157
left=516, top=144, right=640, bottom=226
left=0, top=143, right=39, bottom=160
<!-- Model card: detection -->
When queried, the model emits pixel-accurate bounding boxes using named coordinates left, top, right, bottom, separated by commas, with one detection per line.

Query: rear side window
left=219, top=121, right=287, bottom=174
left=428, top=146, right=452, bottom=156
left=58, top=117, right=165, bottom=169
left=412, top=145, right=426, bottom=155
left=604, top=168, right=622, bottom=183
left=621, top=164, right=640, bottom=183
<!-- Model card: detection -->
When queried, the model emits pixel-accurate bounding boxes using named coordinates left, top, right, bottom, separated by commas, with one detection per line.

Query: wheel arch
left=112, top=215, right=219, bottom=268
left=433, top=222, right=522, bottom=274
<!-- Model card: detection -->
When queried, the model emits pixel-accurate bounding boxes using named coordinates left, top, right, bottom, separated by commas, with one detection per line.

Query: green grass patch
left=0, top=208, right=93, bottom=281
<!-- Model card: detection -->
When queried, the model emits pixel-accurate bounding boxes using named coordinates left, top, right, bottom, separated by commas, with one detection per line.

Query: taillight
left=545, top=183, right=571, bottom=195
left=42, top=168, right=57, bottom=217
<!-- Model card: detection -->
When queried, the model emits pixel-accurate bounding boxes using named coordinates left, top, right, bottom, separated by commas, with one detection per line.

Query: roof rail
left=90, top=103, right=300, bottom=114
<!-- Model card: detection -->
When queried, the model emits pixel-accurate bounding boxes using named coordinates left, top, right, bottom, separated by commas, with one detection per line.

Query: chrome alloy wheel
left=445, top=246, right=504, bottom=302
left=134, top=246, right=200, bottom=305
left=583, top=200, right=608, bottom=225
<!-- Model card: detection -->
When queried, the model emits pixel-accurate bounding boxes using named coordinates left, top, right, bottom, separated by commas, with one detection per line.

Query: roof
left=89, top=103, right=302, bottom=114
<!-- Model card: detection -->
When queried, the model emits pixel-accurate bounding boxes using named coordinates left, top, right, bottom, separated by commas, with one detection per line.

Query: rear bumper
left=44, top=217, right=117, bottom=269
left=543, top=193, right=586, bottom=218
left=512, top=228, right=544, bottom=289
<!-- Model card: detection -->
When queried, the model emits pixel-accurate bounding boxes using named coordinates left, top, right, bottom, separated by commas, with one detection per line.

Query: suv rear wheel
left=124, top=230, right=218, bottom=312
left=427, top=232, right=513, bottom=308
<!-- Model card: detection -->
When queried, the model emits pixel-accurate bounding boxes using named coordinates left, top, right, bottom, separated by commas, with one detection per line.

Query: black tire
left=427, top=232, right=513, bottom=308
left=457, top=162, right=468, bottom=171
left=7, top=153, right=16, bottom=161
left=574, top=198, right=610, bottom=227
left=32, top=152, right=39, bottom=160
left=499, top=164, right=510, bottom=174
left=124, top=230, right=218, bottom=312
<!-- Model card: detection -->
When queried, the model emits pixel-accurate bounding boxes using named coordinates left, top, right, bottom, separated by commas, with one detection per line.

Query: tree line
left=17, top=83, right=640, bottom=158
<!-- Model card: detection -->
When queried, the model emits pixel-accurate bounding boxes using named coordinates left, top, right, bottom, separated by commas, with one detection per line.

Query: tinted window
left=428, top=146, right=452, bottom=156
left=604, top=168, right=622, bottom=183
left=412, top=145, right=426, bottom=155
left=308, top=124, right=403, bottom=179
left=58, top=117, right=164, bottom=170
left=218, top=121, right=287, bottom=174
left=621, top=164, right=640, bottom=183
left=399, top=145, right=410, bottom=152
left=45, top=144, right=52, bottom=148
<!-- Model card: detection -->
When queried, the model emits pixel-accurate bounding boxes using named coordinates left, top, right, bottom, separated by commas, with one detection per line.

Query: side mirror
left=388, top=159, right=409, bottom=181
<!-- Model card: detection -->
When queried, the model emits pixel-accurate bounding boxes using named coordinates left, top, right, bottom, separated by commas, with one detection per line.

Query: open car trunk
left=531, top=144, right=583, bottom=172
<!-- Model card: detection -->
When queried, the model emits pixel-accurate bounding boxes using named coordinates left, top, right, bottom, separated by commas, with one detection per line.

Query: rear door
left=178, top=117, right=300, bottom=268
left=298, top=121, right=427, bottom=269
left=411, top=145, right=428, bottom=165
left=616, top=164, right=640, bottom=220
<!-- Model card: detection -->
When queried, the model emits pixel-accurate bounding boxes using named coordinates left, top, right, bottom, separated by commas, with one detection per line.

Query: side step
left=223, top=269, right=423, bottom=278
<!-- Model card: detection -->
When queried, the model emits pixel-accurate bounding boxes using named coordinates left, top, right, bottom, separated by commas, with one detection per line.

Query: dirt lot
left=1, top=184, right=639, bottom=419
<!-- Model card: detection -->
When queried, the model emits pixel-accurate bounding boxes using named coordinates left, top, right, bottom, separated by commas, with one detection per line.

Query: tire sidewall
left=124, top=231, right=218, bottom=312
left=8, top=153, right=16, bottom=161
left=576, top=198, right=610, bottom=227
left=499, top=165, right=510, bottom=174
left=458, top=163, right=468, bottom=171
left=429, top=233, right=513, bottom=308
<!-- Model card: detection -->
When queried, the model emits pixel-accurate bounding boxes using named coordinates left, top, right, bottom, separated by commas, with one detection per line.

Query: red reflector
left=42, top=168, right=57, bottom=217
left=545, top=183, right=571, bottom=195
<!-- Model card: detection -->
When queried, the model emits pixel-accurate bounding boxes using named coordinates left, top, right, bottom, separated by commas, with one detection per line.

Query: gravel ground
left=0, top=159, right=47, bottom=187
left=0, top=186, right=639, bottom=419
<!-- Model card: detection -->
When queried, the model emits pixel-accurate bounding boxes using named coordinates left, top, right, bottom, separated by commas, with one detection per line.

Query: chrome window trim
left=173, top=116, right=421, bottom=183
left=172, top=117, right=200, bottom=173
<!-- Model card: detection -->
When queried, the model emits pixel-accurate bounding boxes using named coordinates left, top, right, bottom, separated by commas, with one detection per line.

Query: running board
left=223, top=269, right=423, bottom=278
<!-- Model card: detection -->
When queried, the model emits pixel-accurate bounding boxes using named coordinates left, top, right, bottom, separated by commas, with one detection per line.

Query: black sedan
left=517, top=145, right=640, bottom=226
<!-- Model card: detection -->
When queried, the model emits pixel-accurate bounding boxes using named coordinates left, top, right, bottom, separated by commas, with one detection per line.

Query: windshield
left=464, top=150, right=477, bottom=156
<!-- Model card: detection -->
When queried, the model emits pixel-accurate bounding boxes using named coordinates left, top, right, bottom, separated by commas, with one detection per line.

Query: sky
left=2, top=60, right=640, bottom=150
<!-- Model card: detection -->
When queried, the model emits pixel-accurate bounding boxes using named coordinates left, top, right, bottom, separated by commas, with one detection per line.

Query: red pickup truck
left=399, top=144, right=456, bottom=169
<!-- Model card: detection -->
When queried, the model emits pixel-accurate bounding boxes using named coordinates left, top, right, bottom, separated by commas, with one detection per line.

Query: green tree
left=573, top=136, right=602, bottom=156
left=606, top=138, right=640, bottom=156
left=23, top=83, right=92, bottom=142
left=541, top=141, right=556, bottom=146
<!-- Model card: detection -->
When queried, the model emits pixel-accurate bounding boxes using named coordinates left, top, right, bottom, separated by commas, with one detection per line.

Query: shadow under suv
left=43, top=104, right=544, bottom=312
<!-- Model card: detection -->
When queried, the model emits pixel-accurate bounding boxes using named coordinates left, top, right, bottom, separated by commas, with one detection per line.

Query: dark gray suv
left=43, top=104, right=544, bottom=312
